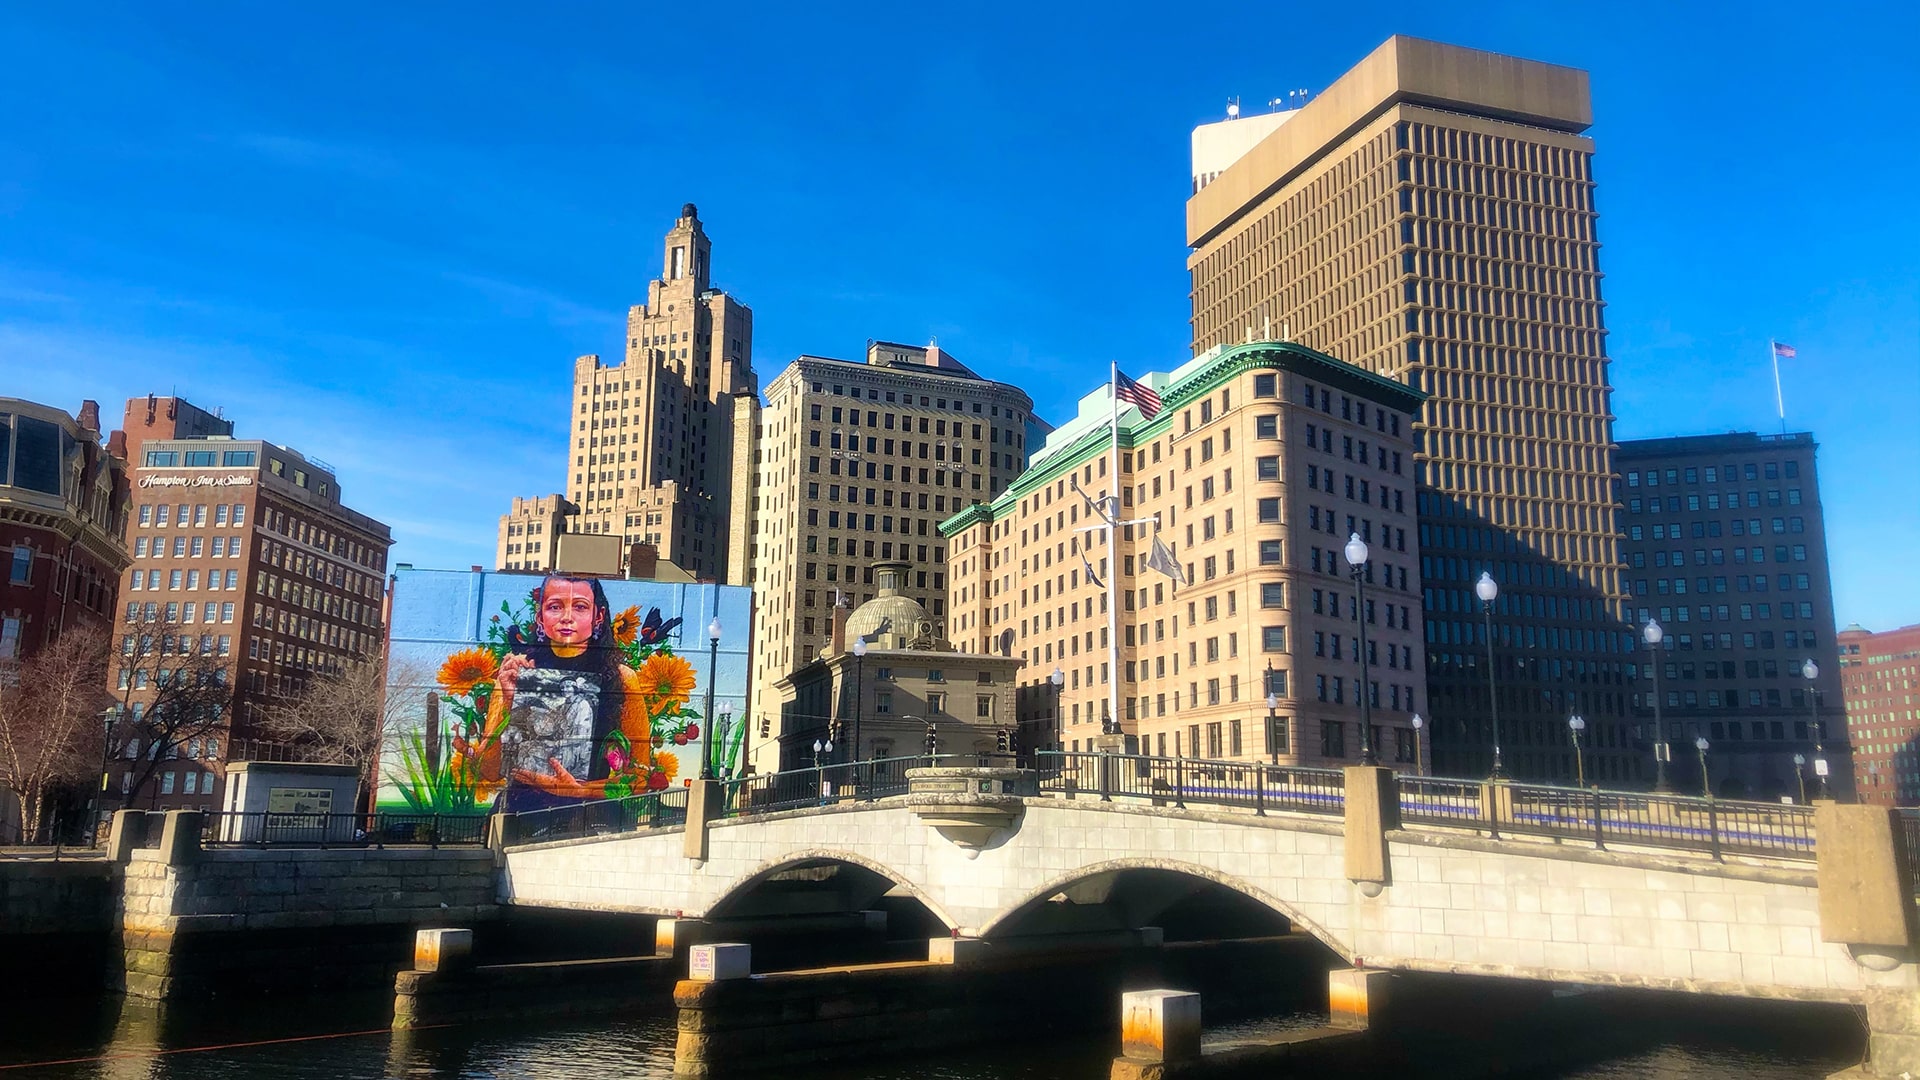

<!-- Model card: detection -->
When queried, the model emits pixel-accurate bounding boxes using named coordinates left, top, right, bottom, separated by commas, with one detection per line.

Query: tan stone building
left=762, top=562, right=1023, bottom=771
left=748, top=342, right=1043, bottom=759
left=111, top=396, right=392, bottom=812
left=1185, top=36, right=1632, bottom=783
left=943, top=341, right=1426, bottom=770
left=498, top=204, right=759, bottom=583
left=496, top=494, right=573, bottom=572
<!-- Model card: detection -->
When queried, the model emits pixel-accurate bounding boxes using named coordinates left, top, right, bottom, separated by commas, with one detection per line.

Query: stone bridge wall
left=500, top=796, right=1913, bottom=1007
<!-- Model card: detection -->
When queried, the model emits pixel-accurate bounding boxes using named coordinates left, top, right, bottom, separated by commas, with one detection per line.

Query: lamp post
left=1266, top=682, right=1283, bottom=765
left=1694, top=736, right=1711, bottom=799
left=851, top=637, right=867, bottom=764
left=1568, top=714, right=1587, bottom=789
left=1345, top=534, right=1377, bottom=766
left=1644, top=618, right=1671, bottom=793
left=1050, top=666, right=1065, bottom=754
left=1792, top=753, right=1808, bottom=805
left=1410, top=713, right=1424, bottom=777
left=1802, top=659, right=1828, bottom=799
left=811, top=738, right=832, bottom=770
left=701, top=617, right=722, bottom=780
left=1475, top=571, right=1503, bottom=779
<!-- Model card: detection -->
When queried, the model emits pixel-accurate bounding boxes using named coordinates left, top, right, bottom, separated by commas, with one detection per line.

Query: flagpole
left=1770, top=339, right=1786, bottom=434
left=1106, top=362, right=1123, bottom=742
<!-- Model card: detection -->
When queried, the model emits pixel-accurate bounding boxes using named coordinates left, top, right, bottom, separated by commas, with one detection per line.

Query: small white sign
left=1814, top=759, right=1831, bottom=777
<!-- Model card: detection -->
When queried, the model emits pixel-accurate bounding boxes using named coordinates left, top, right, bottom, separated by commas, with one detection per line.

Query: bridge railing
left=506, top=789, right=689, bottom=845
left=1035, top=751, right=1345, bottom=817
left=201, top=810, right=492, bottom=849
left=721, top=755, right=976, bottom=817
left=1898, top=809, right=1920, bottom=896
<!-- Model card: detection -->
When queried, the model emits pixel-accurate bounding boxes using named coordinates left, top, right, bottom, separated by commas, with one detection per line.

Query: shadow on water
left=0, top=980, right=1864, bottom=1080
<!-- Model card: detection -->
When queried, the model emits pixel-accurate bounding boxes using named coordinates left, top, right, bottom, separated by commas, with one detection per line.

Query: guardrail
left=508, top=789, right=690, bottom=844
left=1036, top=751, right=1345, bottom=817
left=201, top=811, right=491, bottom=848
left=721, top=754, right=987, bottom=817
left=1898, top=809, right=1920, bottom=896
left=1034, top=750, right=1815, bottom=863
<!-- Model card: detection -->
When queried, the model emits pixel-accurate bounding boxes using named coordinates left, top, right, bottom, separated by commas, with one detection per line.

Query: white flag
left=1144, top=535, right=1187, bottom=587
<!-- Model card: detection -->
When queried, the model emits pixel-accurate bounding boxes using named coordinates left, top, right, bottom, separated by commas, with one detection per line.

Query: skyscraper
left=1615, top=432, right=1845, bottom=799
left=747, top=341, right=1041, bottom=769
left=1839, top=623, right=1920, bottom=806
left=1185, top=36, right=1630, bottom=782
left=501, top=204, right=759, bottom=583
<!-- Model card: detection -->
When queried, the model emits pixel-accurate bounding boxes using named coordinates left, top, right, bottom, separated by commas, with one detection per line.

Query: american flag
left=1114, top=368, right=1162, bottom=421
left=1773, top=342, right=1797, bottom=359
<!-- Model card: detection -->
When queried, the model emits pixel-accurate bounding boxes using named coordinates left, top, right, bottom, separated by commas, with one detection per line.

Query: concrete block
left=688, top=943, right=750, bottom=982
left=1120, top=989, right=1201, bottom=1063
left=1327, top=968, right=1389, bottom=1030
left=414, top=928, right=474, bottom=972
left=1816, top=804, right=1914, bottom=949
left=928, top=937, right=990, bottom=965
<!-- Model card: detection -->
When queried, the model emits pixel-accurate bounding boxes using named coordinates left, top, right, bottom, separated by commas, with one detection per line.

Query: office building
left=1839, top=623, right=1920, bottom=806
left=1184, top=36, right=1631, bottom=783
left=497, top=494, right=574, bottom=572
left=748, top=341, right=1042, bottom=767
left=0, top=398, right=133, bottom=661
left=111, top=396, right=393, bottom=811
left=501, top=204, right=758, bottom=583
left=944, top=340, right=1427, bottom=769
left=1615, top=432, right=1846, bottom=799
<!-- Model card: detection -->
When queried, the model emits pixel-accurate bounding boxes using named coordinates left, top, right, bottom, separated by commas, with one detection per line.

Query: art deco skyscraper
left=501, top=204, right=759, bottom=583
left=1186, top=37, right=1631, bottom=781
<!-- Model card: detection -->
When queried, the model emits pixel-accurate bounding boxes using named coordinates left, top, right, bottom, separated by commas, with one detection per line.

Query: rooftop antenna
left=1225, top=97, right=1240, bottom=119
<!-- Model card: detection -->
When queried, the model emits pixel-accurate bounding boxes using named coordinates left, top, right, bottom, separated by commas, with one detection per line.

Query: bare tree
left=255, top=653, right=426, bottom=808
left=0, top=624, right=114, bottom=842
left=107, top=621, right=235, bottom=810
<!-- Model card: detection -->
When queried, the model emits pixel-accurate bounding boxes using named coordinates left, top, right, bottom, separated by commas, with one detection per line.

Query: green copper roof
left=938, top=340, right=1425, bottom=537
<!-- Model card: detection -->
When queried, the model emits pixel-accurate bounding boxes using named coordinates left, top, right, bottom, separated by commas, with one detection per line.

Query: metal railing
left=1898, top=809, right=1920, bottom=896
left=507, top=789, right=689, bottom=844
left=721, top=755, right=972, bottom=817
left=1036, top=751, right=1346, bottom=817
left=201, top=811, right=490, bottom=848
left=1399, top=776, right=1483, bottom=826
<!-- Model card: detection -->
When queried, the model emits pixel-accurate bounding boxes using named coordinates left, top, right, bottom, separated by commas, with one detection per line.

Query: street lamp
left=1410, top=713, right=1424, bottom=777
left=1694, top=736, right=1711, bottom=799
left=1265, top=665, right=1283, bottom=765
left=1644, top=618, right=1671, bottom=793
left=811, top=738, right=833, bottom=769
left=702, top=617, right=722, bottom=779
left=1792, top=753, right=1808, bottom=804
left=1568, top=714, right=1587, bottom=789
left=1050, top=666, right=1065, bottom=754
left=1475, top=571, right=1503, bottom=779
left=1346, top=534, right=1377, bottom=766
left=851, top=637, right=867, bottom=764
left=1802, top=659, right=1828, bottom=799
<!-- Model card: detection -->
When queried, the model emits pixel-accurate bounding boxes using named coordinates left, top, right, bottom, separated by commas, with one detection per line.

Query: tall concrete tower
left=1186, top=37, right=1632, bottom=783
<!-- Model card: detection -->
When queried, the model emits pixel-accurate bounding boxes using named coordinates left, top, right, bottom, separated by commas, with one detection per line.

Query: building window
left=1320, top=721, right=1346, bottom=759
left=928, top=692, right=946, bottom=715
left=1259, top=540, right=1282, bottom=564
left=875, top=692, right=892, bottom=714
left=1256, top=415, right=1278, bottom=439
left=1262, top=626, right=1287, bottom=652
left=7, top=546, right=30, bottom=585
left=1258, top=498, right=1280, bottom=523
left=1253, top=374, right=1277, bottom=398
left=976, top=695, right=993, bottom=718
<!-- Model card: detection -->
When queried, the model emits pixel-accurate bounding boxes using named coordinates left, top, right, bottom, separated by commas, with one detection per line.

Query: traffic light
left=759, top=717, right=771, bottom=738
left=925, top=724, right=939, bottom=756
left=995, top=728, right=1010, bottom=752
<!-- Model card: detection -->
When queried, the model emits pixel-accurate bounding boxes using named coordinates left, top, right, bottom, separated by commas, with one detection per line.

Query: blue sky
left=3, top=3, right=1915, bottom=630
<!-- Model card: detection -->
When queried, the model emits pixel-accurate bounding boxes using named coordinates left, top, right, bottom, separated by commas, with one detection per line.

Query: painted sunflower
left=611, top=606, right=641, bottom=647
left=437, top=648, right=498, bottom=697
left=651, top=749, right=680, bottom=784
left=636, top=653, right=697, bottom=708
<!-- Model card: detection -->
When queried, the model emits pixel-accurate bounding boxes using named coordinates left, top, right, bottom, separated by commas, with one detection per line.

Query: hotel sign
left=139, top=474, right=256, bottom=489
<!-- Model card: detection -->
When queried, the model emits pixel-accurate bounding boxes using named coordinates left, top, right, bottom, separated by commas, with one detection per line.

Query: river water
left=0, top=991, right=1865, bottom=1079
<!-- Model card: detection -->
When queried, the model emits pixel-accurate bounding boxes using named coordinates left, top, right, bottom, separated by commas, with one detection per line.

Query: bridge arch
left=702, top=848, right=962, bottom=931
left=975, top=857, right=1354, bottom=959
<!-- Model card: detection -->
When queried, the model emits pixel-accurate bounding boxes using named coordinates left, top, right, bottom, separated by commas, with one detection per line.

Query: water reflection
left=0, top=990, right=1861, bottom=1080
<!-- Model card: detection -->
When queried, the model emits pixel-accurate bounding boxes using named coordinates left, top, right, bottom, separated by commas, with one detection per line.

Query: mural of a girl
left=475, top=574, right=693, bottom=810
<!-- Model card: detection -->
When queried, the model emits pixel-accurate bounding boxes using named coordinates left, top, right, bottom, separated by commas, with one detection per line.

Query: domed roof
left=845, top=562, right=942, bottom=650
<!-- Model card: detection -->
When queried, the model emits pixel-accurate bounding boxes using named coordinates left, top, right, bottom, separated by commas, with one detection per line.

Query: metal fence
left=721, top=755, right=970, bottom=817
left=201, top=811, right=491, bottom=848
left=1899, top=809, right=1920, bottom=897
left=1035, top=751, right=1346, bottom=817
left=507, top=789, right=689, bottom=845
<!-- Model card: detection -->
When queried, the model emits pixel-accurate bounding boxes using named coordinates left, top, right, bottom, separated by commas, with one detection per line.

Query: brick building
left=1839, top=623, right=1920, bottom=806
left=0, top=398, right=133, bottom=661
left=107, top=396, right=392, bottom=812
